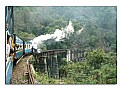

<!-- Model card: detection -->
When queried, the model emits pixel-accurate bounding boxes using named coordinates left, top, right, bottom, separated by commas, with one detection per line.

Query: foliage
left=86, top=49, right=106, bottom=69
left=33, top=49, right=116, bottom=84
left=35, top=72, right=62, bottom=84
left=13, top=6, right=117, bottom=84
left=17, top=31, right=35, bottom=41
left=59, top=49, right=117, bottom=84
left=44, top=39, right=67, bottom=50
left=37, top=43, right=47, bottom=51
left=35, top=72, right=49, bottom=84
left=13, top=7, right=116, bottom=50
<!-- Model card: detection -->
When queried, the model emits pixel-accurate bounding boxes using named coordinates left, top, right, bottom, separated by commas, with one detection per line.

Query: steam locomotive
left=5, top=6, right=34, bottom=84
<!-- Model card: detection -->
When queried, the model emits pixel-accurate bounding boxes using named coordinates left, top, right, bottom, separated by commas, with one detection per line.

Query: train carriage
left=5, top=6, right=15, bottom=84
left=15, top=36, right=24, bottom=59
left=5, top=6, right=33, bottom=84
left=24, top=41, right=32, bottom=54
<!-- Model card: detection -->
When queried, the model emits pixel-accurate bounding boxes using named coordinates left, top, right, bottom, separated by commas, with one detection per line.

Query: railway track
left=11, top=55, right=36, bottom=84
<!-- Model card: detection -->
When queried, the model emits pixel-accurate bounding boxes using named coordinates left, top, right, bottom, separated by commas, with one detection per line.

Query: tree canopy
left=13, top=6, right=117, bottom=84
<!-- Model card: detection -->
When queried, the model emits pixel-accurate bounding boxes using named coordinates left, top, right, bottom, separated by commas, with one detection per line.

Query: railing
left=27, top=57, right=35, bottom=84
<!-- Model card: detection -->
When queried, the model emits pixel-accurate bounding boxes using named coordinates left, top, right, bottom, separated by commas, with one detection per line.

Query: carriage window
left=17, top=45, right=19, bottom=49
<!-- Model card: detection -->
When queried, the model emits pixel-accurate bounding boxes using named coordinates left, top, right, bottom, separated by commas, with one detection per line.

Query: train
left=5, top=6, right=35, bottom=84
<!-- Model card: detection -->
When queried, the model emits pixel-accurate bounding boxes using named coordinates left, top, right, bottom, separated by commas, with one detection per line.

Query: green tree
left=38, top=43, right=47, bottom=51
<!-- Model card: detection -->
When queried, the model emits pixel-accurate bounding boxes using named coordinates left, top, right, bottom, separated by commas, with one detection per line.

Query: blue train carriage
left=5, top=6, right=14, bottom=35
left=15, top=36, right=24, bottom=59
left=6, top=34, right=15, bottom=84
left=24, top=41, right=32, bottom=54
left=5, top=6, right=15, bottom=84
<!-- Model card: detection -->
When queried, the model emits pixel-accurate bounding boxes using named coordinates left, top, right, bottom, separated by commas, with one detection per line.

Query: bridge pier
left=50, top=55, right=53, bottom=78
left=49, top=54, right=59, bottom=79
left=44, top=57, right=48, bottom=74
left=66, top=50, right=70, bottom=62
left=54, top=54, right=59, bottom=79
left=33, top=49, right=71, bottom=79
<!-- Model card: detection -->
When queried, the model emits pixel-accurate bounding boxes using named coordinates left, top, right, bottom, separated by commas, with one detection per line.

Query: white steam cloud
left=32, top=20, right=74, bottom=49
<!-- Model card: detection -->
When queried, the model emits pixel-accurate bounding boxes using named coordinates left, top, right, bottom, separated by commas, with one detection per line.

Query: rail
left=27, top=57, right=35, bottom=84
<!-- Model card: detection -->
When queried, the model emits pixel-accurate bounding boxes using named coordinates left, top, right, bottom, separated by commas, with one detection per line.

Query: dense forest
left=14, top=6, right=117, bottom=84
